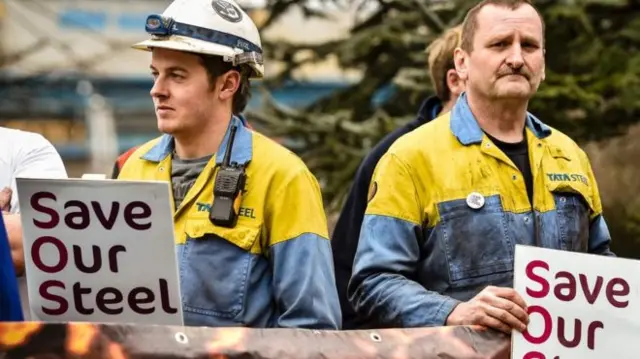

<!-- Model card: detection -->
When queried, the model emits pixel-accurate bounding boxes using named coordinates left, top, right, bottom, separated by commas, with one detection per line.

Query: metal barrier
left=0, top=322, right=510, bottom=358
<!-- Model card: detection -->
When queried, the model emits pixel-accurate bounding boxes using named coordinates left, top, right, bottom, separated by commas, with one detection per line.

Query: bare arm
left=5, top=133, right=67, bottom=275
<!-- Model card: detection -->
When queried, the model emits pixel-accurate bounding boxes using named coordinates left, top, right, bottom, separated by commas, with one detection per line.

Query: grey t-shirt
left=171, top=154, right=213, bottom=209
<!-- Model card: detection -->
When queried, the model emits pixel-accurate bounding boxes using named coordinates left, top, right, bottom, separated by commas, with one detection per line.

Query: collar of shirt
left=449, top=92, right=552, bottom=146
left=141, top=115, right=253, bottom=166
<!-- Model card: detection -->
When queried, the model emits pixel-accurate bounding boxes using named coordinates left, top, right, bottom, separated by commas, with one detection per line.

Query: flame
left=108, top=342, right=127, bottom=359
left=66, top=323, right=98, bottom=355
left=207, top=327, right=247, bottom=355
left=0, top=323, right=42, bottom=348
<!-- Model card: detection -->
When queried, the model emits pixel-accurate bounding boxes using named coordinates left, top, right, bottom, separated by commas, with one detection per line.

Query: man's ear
left=446, top=69, right=464, bottom=98
left=217, top=70, right=241, bottom=101
left=453, top=47, right=468, bottom=81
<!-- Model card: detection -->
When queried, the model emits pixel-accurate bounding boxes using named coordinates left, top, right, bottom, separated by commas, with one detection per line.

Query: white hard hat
left=132, top=0, right=264, bottom=79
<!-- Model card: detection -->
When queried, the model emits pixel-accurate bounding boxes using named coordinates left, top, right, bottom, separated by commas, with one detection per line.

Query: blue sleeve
left=589, top=214, right=615, bottom=256
left=348, top=214, right=460, bottom=327
left=331, top=121, right=426, bottom=329
left=270, top=233, right=342, bottom=330
left=0, top=211, right=24, bottom=321
left=581, top=151, right=615, bottom=257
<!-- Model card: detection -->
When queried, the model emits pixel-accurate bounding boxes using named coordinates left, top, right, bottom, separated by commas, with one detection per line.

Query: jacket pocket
left=546, top=181, right=593, bottom=252
left=179, top=219, right=261, bottom=319
left=437, top=194, right=513, bottom=288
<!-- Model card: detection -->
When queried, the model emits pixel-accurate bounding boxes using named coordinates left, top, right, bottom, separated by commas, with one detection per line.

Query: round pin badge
left=211, top=0, right=243, bottom=23
left=466, top=192, right=485, bottom=209
left=367, top=181, right=378, bottom=203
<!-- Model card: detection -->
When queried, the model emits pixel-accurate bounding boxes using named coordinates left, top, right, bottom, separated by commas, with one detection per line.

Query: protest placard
left=512, top=245, right=635, bottom=359
left=17, top=178, right=183, bottom=326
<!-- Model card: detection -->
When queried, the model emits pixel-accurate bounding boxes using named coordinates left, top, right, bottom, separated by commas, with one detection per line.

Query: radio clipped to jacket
left=209, top=125, right=246, bottom=228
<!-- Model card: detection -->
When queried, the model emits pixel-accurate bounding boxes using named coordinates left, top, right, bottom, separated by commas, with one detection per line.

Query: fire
left=66, top=323, right=98, bottom=355
left=207, top=327, right=248, bottom=354
left=0, top=323, right=42, bottom=347
left=108, top=342, right=127, bottom=359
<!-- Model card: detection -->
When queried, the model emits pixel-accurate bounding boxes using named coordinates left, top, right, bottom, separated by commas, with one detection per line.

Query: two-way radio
left=209, top=125, right=246, bottom=228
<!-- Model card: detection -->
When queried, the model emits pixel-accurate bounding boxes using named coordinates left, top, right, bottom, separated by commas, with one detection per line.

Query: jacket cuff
left=433, top=296, right=462, bottom=326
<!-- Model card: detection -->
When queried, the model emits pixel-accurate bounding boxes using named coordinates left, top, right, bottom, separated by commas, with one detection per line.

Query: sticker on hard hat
left=212, top=0, right=243, bottom=23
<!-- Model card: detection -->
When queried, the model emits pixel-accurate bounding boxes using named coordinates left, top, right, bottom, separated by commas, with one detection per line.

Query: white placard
left=17, top=178, right=183, bottom=326
left=512, top=245, right=637, bottom=359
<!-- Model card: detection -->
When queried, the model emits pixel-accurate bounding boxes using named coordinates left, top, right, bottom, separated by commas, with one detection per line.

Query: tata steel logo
left=211, top=0, right=243, bottom=23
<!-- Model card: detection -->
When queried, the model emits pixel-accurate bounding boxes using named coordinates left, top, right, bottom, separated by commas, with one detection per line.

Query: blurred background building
left=0, top=0, right=358, bottom=176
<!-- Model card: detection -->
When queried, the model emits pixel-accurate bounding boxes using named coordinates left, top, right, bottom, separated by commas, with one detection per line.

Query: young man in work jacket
left=331, top=25, right=465, bottom=330
left=349, top=0, right=614, bottom=333
left=118, top=0, right=341, bottom=329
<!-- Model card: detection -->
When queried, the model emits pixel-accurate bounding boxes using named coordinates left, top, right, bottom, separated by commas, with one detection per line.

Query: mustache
left=497, top=67, right=531, bottom=79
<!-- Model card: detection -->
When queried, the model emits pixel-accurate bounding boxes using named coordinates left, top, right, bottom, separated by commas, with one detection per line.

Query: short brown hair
left=198, top=55, right=252, bottom=115
left=460, top=0, right=545, bottom=52
left=426, top=25, right=462, bottom=102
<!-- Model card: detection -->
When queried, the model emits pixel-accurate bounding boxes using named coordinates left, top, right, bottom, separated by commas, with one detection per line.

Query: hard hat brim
left=132, top=35, right=237, bottom=58
left=132, top=35, right=264, bottom=78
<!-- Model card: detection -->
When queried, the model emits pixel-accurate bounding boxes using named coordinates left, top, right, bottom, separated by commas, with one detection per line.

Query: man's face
left=149, top=48, right=216, bottom=136
left=456, top=4, right=545, bottom=101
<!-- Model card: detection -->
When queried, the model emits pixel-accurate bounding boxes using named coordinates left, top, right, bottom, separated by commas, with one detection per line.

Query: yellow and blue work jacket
left=118, top=116, right=341, bottom=329
left=348, top=93, right=614, bottom=328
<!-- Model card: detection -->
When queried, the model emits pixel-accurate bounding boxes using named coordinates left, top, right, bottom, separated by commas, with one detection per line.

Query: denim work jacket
left=119, top=116, right=341, bottom=329
left=348, top=93, right=614, bottom=328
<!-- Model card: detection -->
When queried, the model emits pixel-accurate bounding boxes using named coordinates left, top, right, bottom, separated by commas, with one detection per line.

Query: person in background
left=330, top=25, right=465, bottom=329
left=349, top=0, right=614, bottom=332
left=110, top=146, right=139, bottom=179
left=117, top=0, right=341, bottom=329
left=0, top=126, right=68, bottom=320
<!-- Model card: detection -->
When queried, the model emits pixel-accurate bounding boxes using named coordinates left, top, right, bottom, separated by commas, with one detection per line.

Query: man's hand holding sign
left=513, top=245, right=632, bottom=359
left=17, top=178, right=183, bottom=326
left=446, top=285, right=529, bottom=334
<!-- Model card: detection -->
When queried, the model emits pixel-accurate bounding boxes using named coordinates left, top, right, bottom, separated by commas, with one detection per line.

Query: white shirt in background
left=0, top=127, right=68, bottom=212
left=0, top=126, right=68, bottom=321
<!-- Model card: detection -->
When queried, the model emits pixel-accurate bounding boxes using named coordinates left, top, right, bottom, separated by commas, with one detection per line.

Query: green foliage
left=531, top=0, right=640, bottom=141
left=248, top=0, right=640, bottom=225
left=607, top=204, right=640, bottom=257
left=584, top=125, right=640, bottom=259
